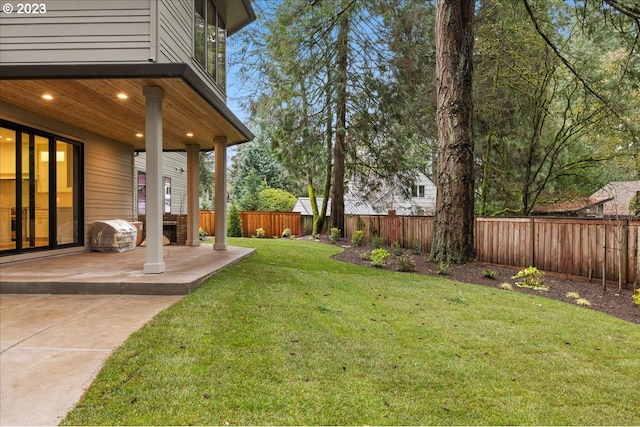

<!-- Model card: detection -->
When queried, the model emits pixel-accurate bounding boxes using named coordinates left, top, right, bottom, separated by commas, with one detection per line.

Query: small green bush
left=633, top=289, right=640, bottom=309
left=483, top=269, right=496, bottom=279
left=370, top=248, right=390, bottom=267
left=391, top=241, right=403, bottom=256
left=396, top=254, right=416, bottom=272
left=437, top=261, right=450, bottom=275
left=500, top=283, right=514, bottom=291
left=198, top=227, right=208, bottom=240
left=358, top=251, right=370, bottom=260
left=227, top=203, right=243, bottom=237
left=512, top=266, right=548, bottom=291
left=410, top=238, right=422, bottom=255
left=329, top=227, right=340, bottom=244
left=371, top=235, right=385, bottom=249
left=255, top=228, right=265, bottom=238
left=576, top=298, right=592, bottom=307
left=566, top=291, right=580, bottom=299
left=351, top=230, right=365, bottom=247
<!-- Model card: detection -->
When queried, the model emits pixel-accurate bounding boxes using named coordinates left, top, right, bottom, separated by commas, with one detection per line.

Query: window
left=194, top=0, right=226, bottom=88
left=411, top=185, right=425, bottom=198
left=164, top=177, right=171, bottom=214
left=0, top=120, right=83, bottom=255
left=137, top=171, right=146, bottom=215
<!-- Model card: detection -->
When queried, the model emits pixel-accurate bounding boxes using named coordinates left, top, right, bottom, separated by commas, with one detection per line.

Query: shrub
left=281, top=228, right=292, bottom=238
left=255, top=228, right=265, bottom=238
left=483, top=269, right=496, bottom=279
left=437, top=261, right=450, bottom=275
left=198, top=227, right=208, bottom=240
left=257, top=187, right=297, bottom=212
left=633, top=289, right=640, bottom=309
left=358, top=251, right=370, bottom=261
left=329, top=227, right=340, bottom=244
left=391, top=241, right=403, bottom=256
left=351, top=230, right=365, bottom=247
left=576, top=298, right=592, bottom=307
left=566, top=292, right=580, bottom=299
left=370, top=248, right=390, bottom=267
left=396, top=254, right=416, bottom=272
left=410, top=238, right=422, bottom=255
left=227, top=203, right=243, bottom=237
left=512, top=266, right=548, bottom=291
left=500, top=283, right=514, bottom=291
left=371, top=234, right=385, bottom=249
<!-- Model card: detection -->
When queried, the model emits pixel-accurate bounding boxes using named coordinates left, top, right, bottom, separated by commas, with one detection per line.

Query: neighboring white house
left=347, top=171, right=437, bottom=215
left=590, top=181, right=640, bottom=216
left=292, top=197, right=378, bottom=216
left=0, top=0, right=256, bottom=274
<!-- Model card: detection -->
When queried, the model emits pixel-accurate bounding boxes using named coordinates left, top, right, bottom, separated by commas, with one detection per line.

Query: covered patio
left=0, top=244, right=255, bottom=295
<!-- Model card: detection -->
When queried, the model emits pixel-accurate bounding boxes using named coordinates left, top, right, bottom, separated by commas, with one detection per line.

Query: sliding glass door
left=0, top=120, right=83, bottom=255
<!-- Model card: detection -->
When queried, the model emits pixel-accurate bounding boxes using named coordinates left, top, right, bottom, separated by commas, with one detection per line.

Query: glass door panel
left=0, top=127, right=16, bottom=251
left=34, top=135, right=49, bottom=248
left=56, top=140, right=77, bottom=245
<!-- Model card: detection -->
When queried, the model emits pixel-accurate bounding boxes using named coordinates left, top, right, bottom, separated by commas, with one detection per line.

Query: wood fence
left=345, top=214, right=640, bottom=288
left=199, top=211, right=301, bottom=238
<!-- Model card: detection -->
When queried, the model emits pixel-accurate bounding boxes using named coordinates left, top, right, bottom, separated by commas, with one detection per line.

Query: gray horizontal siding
left=157, top=0, right=226, bottom=101
left=135, top=152, right=188, bottom=215
left=0, top=0, right=152, bottom=64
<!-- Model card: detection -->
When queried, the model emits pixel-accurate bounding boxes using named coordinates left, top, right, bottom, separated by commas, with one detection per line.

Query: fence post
left=621, top=219, right=628, bottom=289
left=529, top=217, right=535, bottom=267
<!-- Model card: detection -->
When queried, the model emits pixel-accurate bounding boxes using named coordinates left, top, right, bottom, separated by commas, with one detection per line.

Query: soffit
left=0, top=77, right=249, bottom=151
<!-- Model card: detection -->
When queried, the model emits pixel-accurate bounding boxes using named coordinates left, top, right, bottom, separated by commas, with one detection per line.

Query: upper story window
left=194, top=0, right=227, bottom=90
left=411, top=185, right=425, bottom=198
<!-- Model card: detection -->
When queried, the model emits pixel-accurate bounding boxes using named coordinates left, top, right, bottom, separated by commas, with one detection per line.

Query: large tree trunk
left=430, top=0, right=476, bottom=263
left=330, top=6, right=349, bottom=236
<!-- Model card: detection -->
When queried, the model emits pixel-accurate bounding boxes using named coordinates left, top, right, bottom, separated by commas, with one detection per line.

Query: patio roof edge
left=0, top=63, right=255, bottom=144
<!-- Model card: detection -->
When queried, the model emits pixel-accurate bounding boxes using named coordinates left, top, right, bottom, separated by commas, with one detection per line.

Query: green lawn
left=62, top=238, right=640, bottom=426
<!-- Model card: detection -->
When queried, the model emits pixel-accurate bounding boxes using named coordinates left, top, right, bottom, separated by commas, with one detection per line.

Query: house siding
left=157, top=0, right=226, bottom=101
left=0, top=0, right=152, bottom=64
left=135, top=152, right=188, bottom=215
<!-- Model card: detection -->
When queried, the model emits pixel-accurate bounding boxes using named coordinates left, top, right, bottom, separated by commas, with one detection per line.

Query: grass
left=62, top=239, right=640, bottom=426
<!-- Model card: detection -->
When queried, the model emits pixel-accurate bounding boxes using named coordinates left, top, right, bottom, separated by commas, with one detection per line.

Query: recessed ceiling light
left=186, top=132, right=194, bottom=137
left=135, top=133, right=144, bottom=138
left=117, top=93, right=129, bottom=100
left=42, top=94, right=54, bottom=100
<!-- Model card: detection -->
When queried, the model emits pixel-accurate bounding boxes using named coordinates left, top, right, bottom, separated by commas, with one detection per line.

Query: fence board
left=347, top=215, right=639, bottom=287
left=198, top=211, right=301, bottom=238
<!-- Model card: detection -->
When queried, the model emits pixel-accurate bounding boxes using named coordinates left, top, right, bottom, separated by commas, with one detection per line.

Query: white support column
left=185, top=143, right=201, bottom=246
left=143, top=86, right=166, bottom=274
left=214, top=136, right=228, bottom=251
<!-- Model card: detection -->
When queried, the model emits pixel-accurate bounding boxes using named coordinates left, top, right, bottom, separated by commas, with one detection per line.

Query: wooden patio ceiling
left=0, top=76, right=250, bottom=151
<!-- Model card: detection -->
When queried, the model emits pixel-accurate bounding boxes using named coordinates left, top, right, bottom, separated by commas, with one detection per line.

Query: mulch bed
left=318, top=237, right=639, bottom=325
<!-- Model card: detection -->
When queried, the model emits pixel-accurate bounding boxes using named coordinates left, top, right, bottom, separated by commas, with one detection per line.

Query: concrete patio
left=0, top=294, right=183, bottom=425
left=0, top=244, right=255, bottom=295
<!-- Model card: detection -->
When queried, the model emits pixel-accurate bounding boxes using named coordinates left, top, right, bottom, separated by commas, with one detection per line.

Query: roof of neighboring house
left=293, top=198, right=378, bottom=216
left=531, top=197, right=611, bottom=216
left=590, top=181, right=640, bottom=216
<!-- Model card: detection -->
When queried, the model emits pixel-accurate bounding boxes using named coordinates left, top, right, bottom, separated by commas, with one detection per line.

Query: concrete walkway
left=0, top=294, right=182, bottom=426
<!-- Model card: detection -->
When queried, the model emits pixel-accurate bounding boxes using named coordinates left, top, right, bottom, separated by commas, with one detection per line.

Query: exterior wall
left=134, top=152, right=188, bottom=215
left=0, top=0, right=153, bottom=64
left=157, top=0, right=226, bottom=101
left=0, top=103, right=135, bottom=252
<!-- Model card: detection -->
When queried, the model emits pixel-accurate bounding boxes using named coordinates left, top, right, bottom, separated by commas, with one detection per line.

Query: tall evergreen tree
left=430, top=0, right=476, bottom=263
